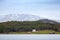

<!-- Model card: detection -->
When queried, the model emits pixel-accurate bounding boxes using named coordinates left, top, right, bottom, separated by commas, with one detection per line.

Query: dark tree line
left=0, top=21, right=60, bottom=33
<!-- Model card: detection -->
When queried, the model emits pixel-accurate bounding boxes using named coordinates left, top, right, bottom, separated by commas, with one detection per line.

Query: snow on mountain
left=0, top=14, right=41, bottom=22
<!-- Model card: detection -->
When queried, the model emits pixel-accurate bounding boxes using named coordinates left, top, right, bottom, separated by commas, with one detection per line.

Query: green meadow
left=8, top=30, right=60, bottom=34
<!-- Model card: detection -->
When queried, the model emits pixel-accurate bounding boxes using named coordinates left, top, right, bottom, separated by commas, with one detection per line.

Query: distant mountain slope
left=0, top=14, right=59, bottom=23
left=38, top=19, right=58, bottom=24
left=0, top=14, right=41, bottom=22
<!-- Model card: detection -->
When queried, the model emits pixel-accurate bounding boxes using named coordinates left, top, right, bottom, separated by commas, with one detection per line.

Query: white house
left=32, top=29, right=36, bottom=32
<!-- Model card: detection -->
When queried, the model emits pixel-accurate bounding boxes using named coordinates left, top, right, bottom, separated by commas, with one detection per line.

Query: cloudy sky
left=0, top=0, right=60, bottom=21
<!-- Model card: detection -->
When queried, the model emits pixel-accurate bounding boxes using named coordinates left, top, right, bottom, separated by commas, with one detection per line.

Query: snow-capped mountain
left=0, top=14, right=41, bottom=22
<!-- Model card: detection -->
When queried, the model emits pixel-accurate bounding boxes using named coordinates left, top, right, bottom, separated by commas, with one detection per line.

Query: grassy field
left=8, top=30, right=60, bottom=34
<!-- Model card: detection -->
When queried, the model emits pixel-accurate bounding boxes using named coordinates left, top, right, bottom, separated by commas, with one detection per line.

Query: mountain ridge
left=0, top=14, right=41, bottom=22
left=0, top=14, right=58, bottom=23
left=38, top=19, right=58, bottom=24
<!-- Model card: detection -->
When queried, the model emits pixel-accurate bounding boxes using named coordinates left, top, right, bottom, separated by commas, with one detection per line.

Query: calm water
left=0, top=34, right=60, bottom=40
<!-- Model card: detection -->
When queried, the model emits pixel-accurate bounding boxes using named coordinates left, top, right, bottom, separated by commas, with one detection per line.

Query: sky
left=0, top=0, right=60, bottom=21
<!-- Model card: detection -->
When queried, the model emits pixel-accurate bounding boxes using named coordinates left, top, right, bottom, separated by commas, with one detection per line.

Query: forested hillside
left=0, top=21, right=60, bottom=33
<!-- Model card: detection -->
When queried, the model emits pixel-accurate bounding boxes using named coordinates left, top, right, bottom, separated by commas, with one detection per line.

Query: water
left=0, top=34, right=60, bottom=40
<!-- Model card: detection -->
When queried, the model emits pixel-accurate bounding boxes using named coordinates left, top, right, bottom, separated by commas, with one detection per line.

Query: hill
left=38, top=19, right=58, bottom=24
left=0, top=21, right=60, bottom=33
